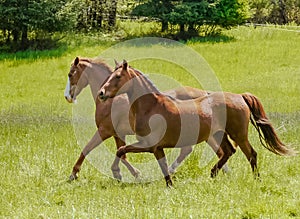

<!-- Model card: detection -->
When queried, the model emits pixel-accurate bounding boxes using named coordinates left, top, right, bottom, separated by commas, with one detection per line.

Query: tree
left=75, top=0, right=105, bottom=30
left=0, top=0, right=29, bottom=46
left=108, top=0, right=118, bottom=27
left=74, top=0, right=119, bottom=31
left=167, top=1, right=209, bottom=32
left=210, top=0, right=250, bottom=27
left=132, top=0, right=250, bottom=36
left=131, top=0, right=174, bottom=32
left=250, top=0, right=300, bottom=24
left=0, top=0, right=73, bottom=50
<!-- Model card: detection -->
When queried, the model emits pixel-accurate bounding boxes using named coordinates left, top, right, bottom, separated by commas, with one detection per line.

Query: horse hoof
left=69, top=174, right=78, bottom=181
left=112, top=170, right=122, bottom=181
left=133, top=169, right=141, bottom=178
left=166, top=180, right=173, bottom=188
left=165, top=175, right=173, bottom=188
left=222, top=166, right=231, bottom=174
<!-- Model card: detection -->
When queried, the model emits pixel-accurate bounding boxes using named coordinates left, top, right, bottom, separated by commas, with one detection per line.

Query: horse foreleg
left=111, top=136, right=140, bottom=180
left=69, top=130, right=108, bottom=181
left=116, top=143, right=172, bottom=187
left=168, top=146, right=193, bottom=174
left=116, top=144, right=154, bottom=158
left=154, top=148, right=173, bottom=187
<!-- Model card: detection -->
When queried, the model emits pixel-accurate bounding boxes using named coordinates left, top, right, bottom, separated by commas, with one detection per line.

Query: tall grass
left=0, top=25, right=299, bottom=218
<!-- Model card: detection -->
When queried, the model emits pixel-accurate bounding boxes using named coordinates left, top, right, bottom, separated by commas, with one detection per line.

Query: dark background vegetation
left=0, top=0, right=299, bottom=52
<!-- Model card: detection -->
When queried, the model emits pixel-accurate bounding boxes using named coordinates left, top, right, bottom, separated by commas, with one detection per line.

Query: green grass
left=0, top=25, right=299, bottom=218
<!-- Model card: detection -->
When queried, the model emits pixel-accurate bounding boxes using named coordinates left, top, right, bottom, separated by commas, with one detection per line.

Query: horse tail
left=242, top=93, right=296, bottom=156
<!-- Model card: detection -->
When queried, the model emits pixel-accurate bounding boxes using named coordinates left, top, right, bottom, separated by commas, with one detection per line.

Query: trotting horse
left=65, top=57, right=231, bottom=180
left=98, top=60, right=295, bottom=187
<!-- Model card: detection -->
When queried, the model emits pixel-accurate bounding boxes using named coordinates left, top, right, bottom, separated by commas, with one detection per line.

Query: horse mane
left=78, top=57, right=113, bottom=73
left=130, top=67, right=160, bottom=94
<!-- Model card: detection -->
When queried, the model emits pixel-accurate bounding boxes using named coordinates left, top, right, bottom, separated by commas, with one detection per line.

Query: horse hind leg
left=220, top=133, right=236, bottom=174
left=168, top=146, right=193, bottom=174
left=169, top=132, right=235, bottom=175
left=234, top=137, right=259, bottom=178
left=209, top=131, right=236, bottom=178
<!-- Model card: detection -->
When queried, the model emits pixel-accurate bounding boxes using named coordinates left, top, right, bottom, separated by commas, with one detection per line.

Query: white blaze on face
left=64, top=78, right=72, bottom=103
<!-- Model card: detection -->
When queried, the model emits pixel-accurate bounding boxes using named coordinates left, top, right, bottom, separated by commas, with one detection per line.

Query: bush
left=132, top=0, right=250, bottom=36
left=250, top=0, right=300, bottom=24
left=0, top=0, right=76, bottom=51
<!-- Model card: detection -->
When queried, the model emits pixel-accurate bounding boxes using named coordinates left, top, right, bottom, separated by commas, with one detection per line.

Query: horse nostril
left=98, top=91, right=105, bottom=100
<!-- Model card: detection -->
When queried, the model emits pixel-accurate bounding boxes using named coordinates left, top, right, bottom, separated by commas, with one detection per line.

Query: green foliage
left=132, top=0, right=250, bottom=36
left=131, top=0, right=173, bottom=31
left=70, top=0, right=119, bottom=31
left=168, top=1, right=209, bottom=26
left=211, top=0, right=250, bottom=27
left=250, top=0, right=300, bottom=24
left=0, top=0, right=75, bottom=51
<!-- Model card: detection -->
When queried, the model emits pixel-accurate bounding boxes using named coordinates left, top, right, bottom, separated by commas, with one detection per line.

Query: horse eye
left=68, top=71, right=77, bottom=78
left=116, top=75, right=121, bottom=79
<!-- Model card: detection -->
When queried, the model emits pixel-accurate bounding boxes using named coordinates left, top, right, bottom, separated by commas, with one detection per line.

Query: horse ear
left=114, top=59, right=119, bottom=67
left=74, top=57, right=79, bottom=66
left=122, top=60, right=128, bottom=70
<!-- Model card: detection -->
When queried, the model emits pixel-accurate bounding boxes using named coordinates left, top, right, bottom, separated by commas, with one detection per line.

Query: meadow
left=0, top=24, right=299, bottom=218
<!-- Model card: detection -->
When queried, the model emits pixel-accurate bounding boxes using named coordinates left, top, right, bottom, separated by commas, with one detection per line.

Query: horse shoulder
left=156, top=94, right=180, bottom=114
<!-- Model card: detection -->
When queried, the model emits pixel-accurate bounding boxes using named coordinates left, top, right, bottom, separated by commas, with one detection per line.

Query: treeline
left=250, top=0, right=300, bottom=24
left=133, top=0, right=300, bottom=33
left=0, top=0, right=299, bottom=51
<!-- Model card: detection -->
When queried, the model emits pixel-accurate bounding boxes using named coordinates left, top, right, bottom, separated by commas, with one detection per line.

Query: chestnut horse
left=98, top=60, right=295, bottom=187
left=65, top=57, right=231, bottom=180
left=65, top=57, right=138, bottom=180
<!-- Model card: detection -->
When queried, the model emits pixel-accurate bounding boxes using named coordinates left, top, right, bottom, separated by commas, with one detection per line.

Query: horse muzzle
left=97, top=90, right=109, bottom=101
left=65, top=95, right=76, bottom=103
left=65, top=95, right=77, bottom=103
left=65, top=95, right=73, bottom=103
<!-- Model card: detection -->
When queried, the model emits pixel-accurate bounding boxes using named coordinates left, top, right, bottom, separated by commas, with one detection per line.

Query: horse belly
left=161, top=113, right=210, bottom=148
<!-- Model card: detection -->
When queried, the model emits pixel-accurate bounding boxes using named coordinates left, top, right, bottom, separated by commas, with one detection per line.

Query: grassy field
left=0, top=25, right=299, bottom=218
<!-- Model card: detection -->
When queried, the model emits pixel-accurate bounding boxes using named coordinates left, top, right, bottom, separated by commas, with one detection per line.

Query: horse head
left=98, top=60, right=133, bottom=101
left=64, top=57, right=90, bottom=103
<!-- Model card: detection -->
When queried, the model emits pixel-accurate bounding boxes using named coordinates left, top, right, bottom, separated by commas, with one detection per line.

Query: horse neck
left=128, top=69, right=160, bottom=113
left=85, top=63, right=111, bottom=102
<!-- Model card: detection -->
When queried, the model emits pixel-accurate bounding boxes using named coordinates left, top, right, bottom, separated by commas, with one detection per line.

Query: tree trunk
left=161, top=20, right=168, bottom=32
left=188, top=24, right=195, bottom=32
left=108, top=0, right=117, bottom=27
left=278, top=0, right=287, bottom=24
left=96, top=0, right=105, bottom=28
left=92, top=0, right=97, bottom=28
left=180, top=24, right=185, bottom=33
left=12, top=29, right=20, bottom=43
left=21, top=25, right=28, bottom=50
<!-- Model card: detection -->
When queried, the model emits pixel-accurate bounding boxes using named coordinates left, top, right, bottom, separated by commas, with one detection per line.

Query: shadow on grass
left=0, top=28, right=235, bottom=62
left=184, top=34, right=235, bottom=44
left=0, top=40, right=68, bottom=62
left=0, top=32, right=117, bottom=62
left=120, top=30, right=235, bottom=47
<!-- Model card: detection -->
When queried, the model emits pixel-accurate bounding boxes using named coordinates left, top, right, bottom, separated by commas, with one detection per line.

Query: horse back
left=207, top=92, right=251, bottom=138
